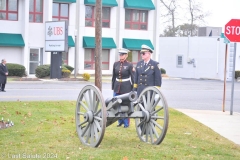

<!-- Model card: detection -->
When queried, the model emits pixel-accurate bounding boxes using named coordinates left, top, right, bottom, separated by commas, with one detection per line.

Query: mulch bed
left=58, top=78, right=85, bottom=81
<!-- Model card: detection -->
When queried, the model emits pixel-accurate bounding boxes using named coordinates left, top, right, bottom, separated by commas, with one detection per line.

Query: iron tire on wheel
left=135, top=86, right=169, bottom=145
left=75, top=85, right=107, bottom=147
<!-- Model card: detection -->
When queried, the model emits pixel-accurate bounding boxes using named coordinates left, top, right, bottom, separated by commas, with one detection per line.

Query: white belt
left=116, top=77, right=131, bottom=82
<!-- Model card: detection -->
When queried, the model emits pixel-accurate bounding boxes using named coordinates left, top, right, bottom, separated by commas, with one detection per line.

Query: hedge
left=63, top=64, right=74, bottom=73
left=235, top=70, right=240, bottom=79
left=6, top=63, right=26, bottom=77
left=35, top=65, right=50, bottom=78
left=161, top=68, right=166, bottom=74
left=62, top=69, right=71, bottom=78
left=35, top=64, right=74, bottom=78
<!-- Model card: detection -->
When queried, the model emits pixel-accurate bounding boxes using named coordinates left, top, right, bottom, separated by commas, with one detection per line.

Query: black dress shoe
left=2, top=90, right=6, bottom=92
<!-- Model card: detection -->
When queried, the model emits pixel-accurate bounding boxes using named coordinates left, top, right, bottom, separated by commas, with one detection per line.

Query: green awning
left=0, top=33, right=25, bottom=47
left=124, top=0, right=155, bottom=10
left=68, top=36, right=75, bottom=47
left=83, top=36, right=117, bottom=49
left=84, top=0, right=118, bottom=7
left=123, top=38, right=154, bottom=50
left=53, top=0, right=76, bottom=3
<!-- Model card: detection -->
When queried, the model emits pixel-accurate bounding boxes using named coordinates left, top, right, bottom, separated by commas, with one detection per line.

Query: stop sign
left=225, top=19, right=240, bottom=42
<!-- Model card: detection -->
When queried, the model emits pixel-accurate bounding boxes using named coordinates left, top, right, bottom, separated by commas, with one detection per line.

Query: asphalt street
left=0, top=79, right=240, bottom=113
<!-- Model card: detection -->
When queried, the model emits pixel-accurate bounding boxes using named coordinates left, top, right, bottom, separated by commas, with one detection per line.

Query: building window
left=29, top=0, right=43, bottom=22
left=125, top=9, right=148, bottom=30
left=0, top=0, right=18, bottom=21
left=52, top=3, right=69, bottom=21
left=127, top=50, right=141, bottom=67
left=62, top=52, right=68, bottom=65
left=84, top=49, right=109, bottom=70
left=176, top=55, right=183, bottom=68
left=85, top=6, right=110, bottom=28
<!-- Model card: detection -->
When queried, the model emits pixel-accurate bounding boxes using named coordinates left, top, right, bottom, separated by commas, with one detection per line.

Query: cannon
left=75, top=85, right=169, bottom=147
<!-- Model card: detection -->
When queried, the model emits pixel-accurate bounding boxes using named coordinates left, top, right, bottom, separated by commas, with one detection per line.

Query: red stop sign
left=225, top=19, right=240, bottom=42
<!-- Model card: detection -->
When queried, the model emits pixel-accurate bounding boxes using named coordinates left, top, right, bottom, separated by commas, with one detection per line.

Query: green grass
left=1, top=101, right=240, bottom=160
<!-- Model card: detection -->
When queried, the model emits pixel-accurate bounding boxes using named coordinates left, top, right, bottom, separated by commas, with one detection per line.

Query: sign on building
left=45, top=21, right=68, bottom=52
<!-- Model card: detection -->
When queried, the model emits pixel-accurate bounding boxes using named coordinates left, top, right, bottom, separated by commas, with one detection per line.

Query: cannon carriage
left=75, top=85, right=169, bottom=147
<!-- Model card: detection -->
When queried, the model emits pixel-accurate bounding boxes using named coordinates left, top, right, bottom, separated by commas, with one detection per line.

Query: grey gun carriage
left=75, top=85, right=169, bottom=147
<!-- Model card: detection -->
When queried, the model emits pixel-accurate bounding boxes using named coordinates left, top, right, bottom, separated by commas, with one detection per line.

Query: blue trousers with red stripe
left=113, top=92, right=129, bottom=127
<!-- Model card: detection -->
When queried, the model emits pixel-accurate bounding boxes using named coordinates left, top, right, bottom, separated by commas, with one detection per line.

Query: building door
left=29, top=49, right=41, bottom=74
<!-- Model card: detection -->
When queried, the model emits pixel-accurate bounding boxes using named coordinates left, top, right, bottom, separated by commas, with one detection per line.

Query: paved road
left=1, top=79, right=240, bottom=113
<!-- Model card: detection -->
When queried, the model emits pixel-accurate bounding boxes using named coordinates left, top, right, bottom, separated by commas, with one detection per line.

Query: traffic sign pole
left=224, top=19, right=240, bottom=115
left=230, top=43, right=237, bottom=115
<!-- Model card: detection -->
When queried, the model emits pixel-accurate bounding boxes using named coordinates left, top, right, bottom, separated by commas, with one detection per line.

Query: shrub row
left=35, top=64, right=74, bottom=78
left=6, top=63, right=25, bottom=77
left=5, top=63, right=240, bottom=80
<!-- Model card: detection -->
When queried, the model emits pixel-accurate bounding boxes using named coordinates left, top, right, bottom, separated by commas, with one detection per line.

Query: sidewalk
left=176, top=109, right=240, bottom=145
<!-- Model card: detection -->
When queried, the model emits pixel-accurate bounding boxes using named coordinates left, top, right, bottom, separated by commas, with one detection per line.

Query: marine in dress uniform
left=133, top=45, right=162, bottom=95
left=112, top=48, right=134, bottom=128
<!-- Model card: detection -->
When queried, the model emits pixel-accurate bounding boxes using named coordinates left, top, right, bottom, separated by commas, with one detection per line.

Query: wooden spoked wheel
left=135, top=86, right=169, bottom=145
left=75, top=85, right=107, bottom=147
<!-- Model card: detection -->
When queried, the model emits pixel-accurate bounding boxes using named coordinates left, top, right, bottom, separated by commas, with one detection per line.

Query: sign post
left=45, top=21, right=68, bottom=79
left=224, top=19, right=240, bottom=115
left=221, top=33, right=230, bottom=112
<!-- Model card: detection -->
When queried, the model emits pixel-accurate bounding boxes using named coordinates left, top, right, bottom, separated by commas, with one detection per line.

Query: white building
left=0, top=0, right=160, bottom=76
left=159, top=36, right=240, bottom=81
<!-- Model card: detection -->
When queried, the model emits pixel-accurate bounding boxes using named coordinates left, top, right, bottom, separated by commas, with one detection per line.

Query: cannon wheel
left=75, top=85, right=107, bottom=147
left=135, top=86, right=169, bottom=145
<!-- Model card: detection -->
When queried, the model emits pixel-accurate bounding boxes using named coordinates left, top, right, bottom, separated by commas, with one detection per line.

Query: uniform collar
left=120, top=60, right=127, bottom=63
left=143, top=59, right=151, bottom=65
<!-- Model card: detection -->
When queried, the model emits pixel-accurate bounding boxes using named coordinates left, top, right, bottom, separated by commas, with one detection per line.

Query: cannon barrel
left=105, top=91, right=137, bottom=106
left=114, top=91, right=137, bottom=102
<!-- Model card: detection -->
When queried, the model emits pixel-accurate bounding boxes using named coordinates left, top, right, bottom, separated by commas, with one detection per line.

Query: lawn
left=0, top=101, right=240, bottom=160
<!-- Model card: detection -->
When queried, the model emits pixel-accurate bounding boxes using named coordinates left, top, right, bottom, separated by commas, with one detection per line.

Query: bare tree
left=160, top=25, right=179, bottom=37
left=187, top=0, right=210, bottom=36
left=159, top=0, right=179, bottom=37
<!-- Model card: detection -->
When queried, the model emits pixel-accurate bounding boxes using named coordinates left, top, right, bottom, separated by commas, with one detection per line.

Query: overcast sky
left=202, top=0, right=240, bottom=30
left=159, top=0, right=240, bottom=34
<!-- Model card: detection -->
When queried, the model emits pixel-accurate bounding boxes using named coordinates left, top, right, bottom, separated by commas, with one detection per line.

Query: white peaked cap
left=141, top=44, right=153, bottom=53
left=118, top=48, right=130, bottom=54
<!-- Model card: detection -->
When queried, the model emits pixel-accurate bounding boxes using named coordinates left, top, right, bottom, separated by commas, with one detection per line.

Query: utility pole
left=74, top=30, right=77, bottom=78
left=95, top=0, right=102, bottom=91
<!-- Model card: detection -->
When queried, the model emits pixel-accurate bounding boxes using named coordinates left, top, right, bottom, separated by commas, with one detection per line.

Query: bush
left=82, top=73, right=90, bottom=81
left=62, top=69, right=71, bottom=78
left=235, top=70, right=240, bottom=79
left=35, top=65, right=50, bottom=78
left=63, top=64, right=74, bottom=73
left=161, top=68, right=166, bottom=74
left=6, top=63, right=26, bottom=77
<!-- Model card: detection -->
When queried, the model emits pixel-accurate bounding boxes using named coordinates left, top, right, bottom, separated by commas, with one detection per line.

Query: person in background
left=0, top=59, right=8, bottom=92
left=112, top=48, right=134, bottom=128
left=133, top=44, right=162, bottom=95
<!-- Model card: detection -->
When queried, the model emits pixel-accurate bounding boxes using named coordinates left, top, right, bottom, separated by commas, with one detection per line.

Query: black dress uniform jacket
left=134, top=59, right=162, bottom=95
left=0, top=63, right=8, bottom=84
left=112, top=60, right=134, bottom=94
